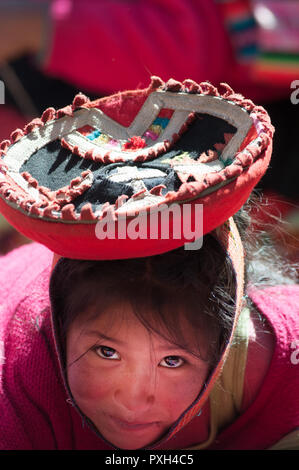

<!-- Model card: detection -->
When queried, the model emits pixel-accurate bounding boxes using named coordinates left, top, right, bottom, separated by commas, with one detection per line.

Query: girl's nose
left=113, top=367, right=156, bottom=412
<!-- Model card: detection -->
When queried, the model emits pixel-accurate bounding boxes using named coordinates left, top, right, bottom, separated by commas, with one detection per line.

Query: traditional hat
left=0, top=76, right=273, bottom=260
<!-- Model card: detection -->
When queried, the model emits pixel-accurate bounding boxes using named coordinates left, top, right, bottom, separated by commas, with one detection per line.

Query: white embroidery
left=108, top=166, right=166, bottom=183
left=174, top=160, right=224, bottom=175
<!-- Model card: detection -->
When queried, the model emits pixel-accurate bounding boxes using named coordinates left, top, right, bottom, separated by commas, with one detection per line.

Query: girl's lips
left=108, top=414, right=160, bottom=432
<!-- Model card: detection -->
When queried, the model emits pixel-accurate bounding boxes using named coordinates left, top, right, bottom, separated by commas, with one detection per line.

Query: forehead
left=71, top=298, right=206, bottom=353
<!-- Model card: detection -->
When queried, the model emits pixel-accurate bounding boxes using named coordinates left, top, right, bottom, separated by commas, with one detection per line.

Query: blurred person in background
left=0, top=0, right=298, bottom=273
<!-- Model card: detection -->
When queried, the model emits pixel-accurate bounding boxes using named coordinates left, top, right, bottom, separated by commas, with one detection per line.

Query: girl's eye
left=94, top=346, right=120, bottom=360
left=159, top=356, right=185, bottom=368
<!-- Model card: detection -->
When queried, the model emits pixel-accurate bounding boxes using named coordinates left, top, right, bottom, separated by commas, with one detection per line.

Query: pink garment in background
left=208, top=285, right=299, bottom=449
left=42, top=0, right=287, bottom=102
left=45, top=0, right=230, bottom=93
left=0, top=242, right=298, bottom=450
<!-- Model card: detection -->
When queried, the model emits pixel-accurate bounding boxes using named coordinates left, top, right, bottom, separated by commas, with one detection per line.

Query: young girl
left=50, top=198, right=299, bottom=450
left=0, top=77, right=298, bottom=450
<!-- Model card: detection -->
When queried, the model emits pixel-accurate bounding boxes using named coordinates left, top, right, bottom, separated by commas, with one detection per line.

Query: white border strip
left=3, top=91, right=253, bottom=171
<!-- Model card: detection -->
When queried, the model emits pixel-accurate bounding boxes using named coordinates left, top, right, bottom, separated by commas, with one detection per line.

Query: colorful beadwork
left=144, top=130, right=159, bottom=141
left=88, top=130, right=101, bottom=140
left=149, top=124, right=163, bottom=135
left=76, top=108, right=174, bottom=152
left=76, top=125, right=94, bottom=136
left=94, top=133, right=110, bottom=144
left=157, top=108, right=174, bottom=119
left=142, top=108, right=173, bottom=142
left=77, top=126, right=123, bottom=149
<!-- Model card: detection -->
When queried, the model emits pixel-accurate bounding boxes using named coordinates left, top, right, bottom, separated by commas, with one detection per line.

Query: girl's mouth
left=108, top=414, right=160, bottom=432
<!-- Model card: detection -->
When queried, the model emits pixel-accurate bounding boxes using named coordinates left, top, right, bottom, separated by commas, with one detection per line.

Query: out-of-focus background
left=0, top=0, right=298, bottom=276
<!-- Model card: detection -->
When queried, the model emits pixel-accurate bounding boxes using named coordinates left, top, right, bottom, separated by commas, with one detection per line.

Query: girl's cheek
left=159, top=368, right=207, bottom=412
left=67, top=360, right=113, bottom=403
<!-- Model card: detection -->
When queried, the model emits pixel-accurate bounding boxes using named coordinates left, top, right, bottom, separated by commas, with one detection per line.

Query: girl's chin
left=97, top=414, right=166, bottom=449
left=100, top=431, right=159, bottom=450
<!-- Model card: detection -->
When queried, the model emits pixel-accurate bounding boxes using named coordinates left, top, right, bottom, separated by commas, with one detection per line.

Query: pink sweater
left=0, top=243, right=298, bottom=450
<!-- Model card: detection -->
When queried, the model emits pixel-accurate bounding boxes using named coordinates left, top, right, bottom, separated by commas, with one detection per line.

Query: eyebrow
left=84, top=330, right=126, bottom=346
left=85, top=330, right=185, bottom=350
left=155, top=342, right=200, bottom=357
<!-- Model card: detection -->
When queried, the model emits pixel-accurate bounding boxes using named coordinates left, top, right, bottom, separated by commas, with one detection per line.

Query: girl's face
left=66, top=302, right=210, bottom=450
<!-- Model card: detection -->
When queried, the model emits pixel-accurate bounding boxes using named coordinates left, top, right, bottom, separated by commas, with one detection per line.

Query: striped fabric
left=216, top=0, right=259, bottom=63
left=252, top=1, right=299, bottom=85
left=217, top=0, right=299, bottom=85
